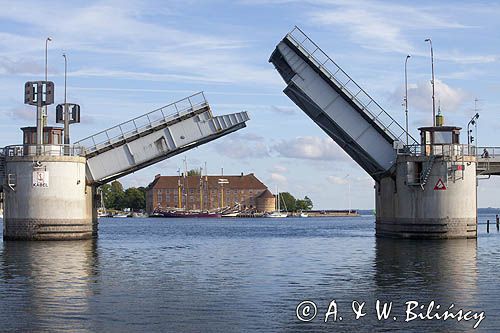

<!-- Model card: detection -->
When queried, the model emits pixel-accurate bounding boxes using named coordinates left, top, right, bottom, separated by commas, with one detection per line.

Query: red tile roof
left=148, top=173, right=268, bottom=190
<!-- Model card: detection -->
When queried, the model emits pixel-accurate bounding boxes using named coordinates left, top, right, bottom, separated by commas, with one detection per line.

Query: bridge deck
left=270, top=27, right=417, bottom=181
left=476, top=147, right=500, bottom=175
left=75, top=92, right=249, bottom=185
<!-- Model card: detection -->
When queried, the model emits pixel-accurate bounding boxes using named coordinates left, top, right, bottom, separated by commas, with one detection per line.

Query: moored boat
left=264, top=211, right=288, bottom=218
left=264, top=186, right=288, bottom=218
left=153, top=209, right=221, bottom=218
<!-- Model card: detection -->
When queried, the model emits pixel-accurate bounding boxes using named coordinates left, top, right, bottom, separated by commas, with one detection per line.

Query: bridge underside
left=269, top=28, right=415, bottom=181
left=476, top=158, right=500, bottom=176
left=76, top=93, right=249, bottom=185
left=283, top=83, right=391, bottom=180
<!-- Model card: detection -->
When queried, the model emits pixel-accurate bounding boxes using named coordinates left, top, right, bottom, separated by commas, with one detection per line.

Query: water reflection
left=373, top=238, right=479, bottom=331
left=0, top=240, right=99, bottom=332
left=0, top=217, right=496, bottom=332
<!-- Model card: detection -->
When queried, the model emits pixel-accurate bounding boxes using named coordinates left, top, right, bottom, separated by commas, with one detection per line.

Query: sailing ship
left=97, top=188, right=111, bottom=218
left=265, top=187, right=288, bottom=218
left=152, top=209, right=221, bottom=218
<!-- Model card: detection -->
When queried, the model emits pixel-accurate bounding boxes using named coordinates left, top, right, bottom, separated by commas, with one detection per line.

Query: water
left=0, top=215, right=499, bottom=332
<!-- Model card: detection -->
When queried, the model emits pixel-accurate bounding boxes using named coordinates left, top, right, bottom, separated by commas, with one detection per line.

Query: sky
left=1, top=0, right=500, bottom=209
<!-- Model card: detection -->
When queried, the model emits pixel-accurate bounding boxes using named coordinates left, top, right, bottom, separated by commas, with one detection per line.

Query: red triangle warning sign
left=434, top=178, right=447, bottom=191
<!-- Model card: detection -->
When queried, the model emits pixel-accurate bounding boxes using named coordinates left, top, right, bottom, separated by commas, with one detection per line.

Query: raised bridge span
left=269, top=27, right=418, bottom=181
left=269, top=27, right=499, bottom=239
left=0, top=92, right=249, bottom=240
left=75, top=92, right=249, bottom=185
left=269, top=26, right=500, bottom=181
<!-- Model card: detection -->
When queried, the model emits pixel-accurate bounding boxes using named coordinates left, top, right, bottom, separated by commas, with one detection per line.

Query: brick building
left=146, top=173, right=275, bottom=214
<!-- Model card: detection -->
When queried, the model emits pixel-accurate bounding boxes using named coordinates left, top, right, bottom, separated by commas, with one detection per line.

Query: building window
left=157, top=193, right=162, bottom=202
left=189, top=195, right=194, bottom=202
left=166, top=195, right=170, bottom=202
left=52, top=132, right=61, bottom=144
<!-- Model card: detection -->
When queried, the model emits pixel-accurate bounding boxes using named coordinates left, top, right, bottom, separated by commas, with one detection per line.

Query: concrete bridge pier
left=376, top=126, right=477, bottom=239
left=3, top=153, right=94, bottom=240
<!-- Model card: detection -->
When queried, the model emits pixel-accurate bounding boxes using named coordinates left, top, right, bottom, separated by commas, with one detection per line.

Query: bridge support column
left=376, top=155, right=477, bottom=239
left=3, top=155, right=94, bottom=240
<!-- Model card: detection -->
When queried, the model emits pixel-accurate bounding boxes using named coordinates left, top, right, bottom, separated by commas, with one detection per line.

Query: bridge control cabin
left=20, top=126, right=64, bottom=156
left=22, top=127, right=63, bottom=145
left=418, top=125, right=462, bottom=157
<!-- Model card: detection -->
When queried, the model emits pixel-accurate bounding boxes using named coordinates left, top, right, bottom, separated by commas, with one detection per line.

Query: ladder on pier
left=269, top=27, right=417, bottom=181
left=75, top=92, right=249, bottom=185
left=0, top=149, right=5, bottom=192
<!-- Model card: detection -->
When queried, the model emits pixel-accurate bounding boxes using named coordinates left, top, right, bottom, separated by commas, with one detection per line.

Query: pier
left=269, top=27, right=495, bottom=239
left=0, top=91, right=249, bottom=240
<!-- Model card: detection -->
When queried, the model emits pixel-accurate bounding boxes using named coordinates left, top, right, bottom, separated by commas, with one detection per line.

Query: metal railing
left=286, top=26, right=418, bottom=145
left=476, top=147, right=500, bottom=159
left=399, top=144, right=476, bottom=157
left=2, top=144, right=85, bottom=157
left=74, top=92, right=208, bottom=153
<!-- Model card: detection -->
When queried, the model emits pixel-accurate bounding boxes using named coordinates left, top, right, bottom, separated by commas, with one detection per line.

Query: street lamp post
left=344, top=174, right=351, bottom=215
left=62, top=53, right=70, bottom=146
left=467, top=113, right=479, bottom=154
left=404, top=55, right=411, bottom=145
left=425, top=38, right=436, bottom=126
left=44, top=37, right=52, bottom=128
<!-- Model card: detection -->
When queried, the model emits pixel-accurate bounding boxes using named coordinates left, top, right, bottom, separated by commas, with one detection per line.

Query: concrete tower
left=376, top=125, right=477, bottom=238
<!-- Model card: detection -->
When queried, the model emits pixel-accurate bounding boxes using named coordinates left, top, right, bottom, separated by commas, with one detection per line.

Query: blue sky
left=1, top=0, right=500, bottom=209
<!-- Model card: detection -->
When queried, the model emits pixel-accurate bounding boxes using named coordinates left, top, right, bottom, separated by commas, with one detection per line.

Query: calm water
left=0, top=215, right=499, bottom=332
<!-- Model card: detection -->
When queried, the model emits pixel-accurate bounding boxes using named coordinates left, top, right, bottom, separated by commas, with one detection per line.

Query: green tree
left=100, top=183, right=113, bottom=209
left=296, top=196, right=313, bottom=211
left=125, top=187, right=146, bottom=210
left=111, top=181, right=126, bottom=209
left=279, top=192, right=296, bottom=212
left=100, top=180, right=125, bottom=209
left=187, top=169, right=201, bottom=176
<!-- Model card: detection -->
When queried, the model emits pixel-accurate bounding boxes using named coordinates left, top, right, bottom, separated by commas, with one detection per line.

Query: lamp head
left=47, top=37, right=52, bottom=42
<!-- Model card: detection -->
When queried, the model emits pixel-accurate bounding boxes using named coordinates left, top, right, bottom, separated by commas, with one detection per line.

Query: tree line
left=99, top=179, right=314, bottom=213
left=278, top=192, right=313, bottom=212
left=100, top=181, right=146, bottom=211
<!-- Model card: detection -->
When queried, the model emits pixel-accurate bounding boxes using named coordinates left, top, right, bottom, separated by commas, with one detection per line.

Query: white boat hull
left=265, top=212, right=288, bottom=218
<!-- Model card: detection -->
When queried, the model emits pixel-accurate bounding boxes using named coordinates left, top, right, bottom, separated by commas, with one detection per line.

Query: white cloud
left=270, top=172, right=287, bottom=185
left=4, top=107, right=34, bottom=121
left=270, top=105, right=296, bottom=115
left=326, top=175, right=348, bottom=185
left=272, top=136, right=347, bottom=161
left=305, top=1, right=469, bottom=53
left=214, top=132, right=270, bottom=159
left=0, top=0, right=278, bottom=86
left=270, top=165, right=288, bottom=173
left=392, top=79, right=469, bottom=115
left=249, top=0, right=496, bottom=64
left=0, top=56, right=43, bottom=75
